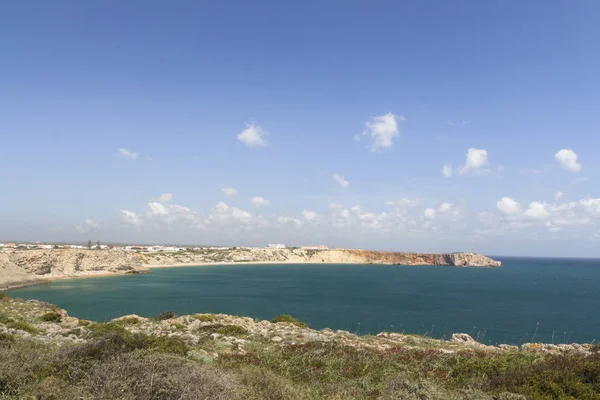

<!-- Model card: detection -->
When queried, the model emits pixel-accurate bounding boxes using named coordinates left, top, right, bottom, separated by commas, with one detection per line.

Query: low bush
left=197, top=324, right=248, bottom=337
left=0, top=332, right=15, bottom=343
left=155, top=310, right=177, bottom=320
left=113, top=317, right=140, bottom=325
left=194, top=314, right=216, bottom=322
left=0, top=293, right=9, bottom=301
left=82, top=322, right=190, bottom=357
left=40, top=312, right=62, bottom=323
left=272, top=314, right=308, bottom=328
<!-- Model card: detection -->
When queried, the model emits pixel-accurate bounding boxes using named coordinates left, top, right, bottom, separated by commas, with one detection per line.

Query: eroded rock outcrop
left=0, top=250, right=148, bottom=289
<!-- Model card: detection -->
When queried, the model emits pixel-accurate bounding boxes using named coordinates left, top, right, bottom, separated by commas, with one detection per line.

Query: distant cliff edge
left=0, top=249, right=500, bottom=290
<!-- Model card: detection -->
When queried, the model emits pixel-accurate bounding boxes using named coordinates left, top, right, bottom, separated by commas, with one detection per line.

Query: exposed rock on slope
left=143, top=248, right=501, bottom=268
left=0, top=250, right=148, bottom=289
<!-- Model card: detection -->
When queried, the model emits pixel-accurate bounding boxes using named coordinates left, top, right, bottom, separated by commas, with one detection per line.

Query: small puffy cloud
left=116, top=148, right=139, bottom=160
left=555, top=191, right=564, bottom=201
left=250, top=196, right=269, bottom=207
left=155, top=193, right=173, bottom=203
left=222, top=187, right=237, bottom=196
left=424, top=208, right=436, bottom=219
left=555, top=149, right=581, bottom=172
left=120, top=210, right=140, bottom=226
left=441, top=164, right=453, bottom=177
left=333, top=173, right=349, bottom=188
left=237, top=122, right=267, bottom=147
left=277, top=216, right=303, bottom=227
left=447, top=119, right=471, bottom=127
left=76, top=218, right=99, bottom=232
left=362, top=112, right=404, bottom=151
left=524, top=202, right=550, bottom=219
left=459, top=148, right=489, bottom=175
left=210, top=202, right=252, bottom=224
left=302, top=210, right=317, bottom=221
left=497, top=197, right=521, bottom=215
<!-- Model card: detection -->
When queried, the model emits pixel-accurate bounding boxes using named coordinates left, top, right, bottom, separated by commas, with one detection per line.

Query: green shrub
left=83, top=322, right=189, bottom=357
left=78, top=320, right=91, bottom=327
left=590, top=343, right=600, bottom=352
left=0, top=332, right=15, bottom=342
left=0, top=293, right=9, bottom=301
left=171, top=323, right=186, bottom=330
left=114, top=317, right=140, bottom=325
left=40, top=312, right=62, bottom=323
left=197, top=324, right=248, bottom=337
left=272, top=314, right=308, bottom=328
left=0, top=315, right=41, bottom=334
left=155, top=310, right=177, bottom=321
left=194, top=314, right=216, bottom=322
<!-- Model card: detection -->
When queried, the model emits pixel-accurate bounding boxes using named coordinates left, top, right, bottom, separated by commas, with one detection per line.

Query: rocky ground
left=1, top=294, right=598, bottom=399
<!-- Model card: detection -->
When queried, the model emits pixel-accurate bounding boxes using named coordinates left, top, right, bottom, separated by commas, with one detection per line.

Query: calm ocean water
left=9, top=257, right=600, bottom=345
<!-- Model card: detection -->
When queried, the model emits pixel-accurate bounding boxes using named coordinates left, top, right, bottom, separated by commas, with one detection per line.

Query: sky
left=1, top=1, right=600, bottom=257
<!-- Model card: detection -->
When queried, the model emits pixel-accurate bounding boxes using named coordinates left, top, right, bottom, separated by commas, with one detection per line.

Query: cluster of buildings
left=0, top=242, right=330, bottom=253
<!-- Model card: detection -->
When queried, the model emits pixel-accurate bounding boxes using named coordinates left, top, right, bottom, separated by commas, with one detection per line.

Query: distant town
left=0, top=242, right=330, bottom=253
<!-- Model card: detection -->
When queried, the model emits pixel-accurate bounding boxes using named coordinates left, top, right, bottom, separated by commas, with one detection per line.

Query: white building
left=268, top=243, right=287, bottom=249
left=300, top=245, right=329, bottom=250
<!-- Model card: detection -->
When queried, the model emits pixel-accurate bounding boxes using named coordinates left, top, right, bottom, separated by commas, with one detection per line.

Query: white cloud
left=222, top=187, right=237, bottom=197
left=237, top=122, right=267, bottom=147
left=302, top=210, right=317, bottom=221
left=353, top=134, right=361, bottom=142
left=116, top=148, right=139, bottom=160
left=250, top=196, right=269, bottom=207
left=524, top=202, right=550, bottom=219
left=441, top=164, right=453, bottom=177
left=555, top=191, right=564, bottom=201
left=497, top=197, right=521, bottom=215
left=555, top=149, right=581, bottom=172
left=120, top=210, right=140, bottom=226
left=209, top=202, right=253, bottom=224
left=459, top=148, right=489, bottom=175
left=75, top=218, right=100, bottom=233
left=362, top=112, right=403, bottom=151
left=155, top=193, right=173, bottom=203
left=447, top=119, right=471, bottom=127
left=333, top=173, right=349, bottom=188
left=424, top=208, right=436, bottom=219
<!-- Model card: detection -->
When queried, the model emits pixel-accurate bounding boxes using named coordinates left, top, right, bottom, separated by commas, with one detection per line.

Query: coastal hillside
left=0, top=294, right=598, bottom=399
left=0, top=249, right=500, bottom=290
left=144, top=248, right=501, bottom=267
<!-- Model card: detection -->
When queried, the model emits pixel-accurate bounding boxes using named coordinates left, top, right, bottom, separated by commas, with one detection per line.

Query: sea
left=9, top=257, right=600, bottom=345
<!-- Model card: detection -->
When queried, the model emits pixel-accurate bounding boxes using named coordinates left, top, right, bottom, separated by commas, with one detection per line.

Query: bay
left=9, top=257, right=600, bottom=345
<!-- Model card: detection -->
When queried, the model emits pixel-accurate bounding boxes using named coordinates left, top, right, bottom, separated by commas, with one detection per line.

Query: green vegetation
left=272, top=314, right=308, bottom=328
left=113, top=317, right=140, bottom=325
left=1, top=298, right=600, bottom=399
left=0, top=293, right=9, bottom=301
left=40, top=312, right=62, bottom=323
left=0, top=314, right=40, bottom=334
left=194, top=313, right=217, bottom=322
left=198, top=324, right=249, bottom=337
left=155, top=310, right=177, bottom=320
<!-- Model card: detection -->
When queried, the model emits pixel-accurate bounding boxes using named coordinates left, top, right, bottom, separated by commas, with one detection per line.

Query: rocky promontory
left=0, top=248, right=500, bottom=290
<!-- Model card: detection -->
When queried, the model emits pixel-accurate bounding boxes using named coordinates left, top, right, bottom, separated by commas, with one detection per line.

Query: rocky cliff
left=0, top=248, right=500, bottom=290
left=0, top=250, right=149, bottom=289
left=143, top=248, right=501, bottom=268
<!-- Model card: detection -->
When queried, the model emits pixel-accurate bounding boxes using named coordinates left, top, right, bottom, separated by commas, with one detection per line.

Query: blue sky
left=2, top=1, right=600, bottom=256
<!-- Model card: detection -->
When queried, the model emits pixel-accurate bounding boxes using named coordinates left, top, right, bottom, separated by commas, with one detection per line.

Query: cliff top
left=0, top=294, right=597, bottom=399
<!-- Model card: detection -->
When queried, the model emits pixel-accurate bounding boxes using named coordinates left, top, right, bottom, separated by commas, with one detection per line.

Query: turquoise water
left=9, top=257, right=600, bottom=345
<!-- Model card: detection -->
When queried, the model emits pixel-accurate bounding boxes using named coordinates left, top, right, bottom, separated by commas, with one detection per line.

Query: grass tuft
left=272, top=314, right=308, bottom=328
left=40, top=312, right=62, bottom=323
